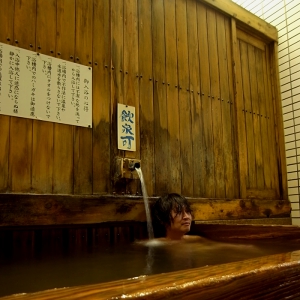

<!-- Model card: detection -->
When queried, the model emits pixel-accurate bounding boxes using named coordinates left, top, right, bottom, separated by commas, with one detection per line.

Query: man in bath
left=152, top=193, right=200, bottom=241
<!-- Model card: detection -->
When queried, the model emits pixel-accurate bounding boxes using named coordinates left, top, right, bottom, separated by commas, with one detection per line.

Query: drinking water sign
left=117, top=103, right=136, bottom=151
left=0, top=42, right=92, bottom=128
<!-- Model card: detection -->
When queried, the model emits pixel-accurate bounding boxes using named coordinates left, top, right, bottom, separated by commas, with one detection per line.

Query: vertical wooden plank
left=138, top=0, right=155, bottom=196
left=176, top=0, right=192, bottom=197
left=207, top=8, right=223, bottom=198
left=54, top=0, right=75, bottom=194
left=232, top=19, right=246, bottom=198
left=124, top=0, right=139, bottom=160
left=255, top=47, right=271, bottom=190
left=152, top=0, right=167, bottom=195
left=111, top=0, right=124, bottom=166
left=74, top=0, right=93, bottom=194
left=225, top=17, right=239, bottom=198
left=32, top=0, right=56, bottom=193
left=265, top=44, right=281, bottom=197
left=263, top=46, right=277, bottom=192
left=272, top=42, right=287, bottom=199
left=216, top=13, right=233, bottom=198
left=197, top=3, right=214, bottom=198
left=123, top=0, right=140, bottom=195
left=93, top=0, right=111, bottom=194
left=9, top=0, right=36, bottom=192
left=165, top=0, right=180, bottom=194
left=248, top=44, right=264, bottom=189
left=239, top=40, right=256, bottom=190
left=187, top=0, right=202, bottom=197
left=0, top=0, right=14, bottom=192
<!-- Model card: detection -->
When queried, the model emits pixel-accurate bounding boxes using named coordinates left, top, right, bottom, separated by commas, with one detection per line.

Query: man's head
left=152, top=193, right=193, bottom=239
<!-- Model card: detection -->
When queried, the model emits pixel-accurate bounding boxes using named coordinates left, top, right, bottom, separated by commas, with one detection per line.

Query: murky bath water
left=0, top=237, right=299, bottom=298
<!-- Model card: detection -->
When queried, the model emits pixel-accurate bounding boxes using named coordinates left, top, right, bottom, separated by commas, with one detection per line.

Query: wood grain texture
left=74, top=0, right=93, bottom=194
left=138, top=0, right=155, bottom=196
left=152, top=0, right=167, bottom=195
left=32, top=0, right=56, bottom=193
left=0, top=0, right=286, bottom=203
left=187, top=0, right=202, bottom=197
left=197, top=3, right=214, bottom=198
left=92, top=0, right=111, bottom=194
left=0, top=194, right=291, bottom=226
left=176, top=0, right=193, bottom=197
left=197, top=0, right=278, bottom=41
left=9, top=0, right=36, bottom=192
left=207, top=8, right=223, bottom=198
left=53, top=0, right=75, bottom=194
left=165, top=0, right=180, bottom=194
left=0, top=0, right=14, bottom=192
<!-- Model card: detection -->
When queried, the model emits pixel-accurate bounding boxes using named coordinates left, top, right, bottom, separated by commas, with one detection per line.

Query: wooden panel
left=197, top=3, right=214, bottom=198
left=123, top=0, right=140, bottom=194
left=92, top=0, right=111, bottom=194
left=264, top=46, right=278, bottom=193
left=0, top=0, right=14, bottom=192
left=207, top=8, right=224, bottom=198
left=74, top=0, right=93, bottom=194
left=239, top=40, right=256, bottom=190
left=216, top=13, right=236, bottom=198
left=233, top=19, right=247, bottom=198
left=187, top=0, right=202, bottom=197
left=165, top=0, right=180, bottom=194
left=53, top=0, right=75, bottom=194
left=138, top=0, right=155, bottom=196
left=198, top=0, right=278, bottom=41
left=111, top=0, right=124, bottom=165
left=255, top=47, right=271, bottom=189
left=124, top=0, right=139, bottom=160
left=152, top=0, right=167, bottom=195
left=176, top=0, right=193, bottom=196
left=248, top=44, right=264, bottom=189
left=269, top=42, right=286, bottom=198
left=9, top=0, right=36, bottom=192
left=32, top=0, right=56, bottom=193
left=225, top=18, right=240, bottom=198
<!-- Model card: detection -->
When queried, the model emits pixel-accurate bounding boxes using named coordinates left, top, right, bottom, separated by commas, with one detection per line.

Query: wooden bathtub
left=1, top=223, right=300, bottom=300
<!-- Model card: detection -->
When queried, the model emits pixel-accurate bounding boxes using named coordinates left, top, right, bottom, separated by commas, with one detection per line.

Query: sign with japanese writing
left=117, top=103, right=136, bottom=151
left=0, top=42, right=92, bottom=127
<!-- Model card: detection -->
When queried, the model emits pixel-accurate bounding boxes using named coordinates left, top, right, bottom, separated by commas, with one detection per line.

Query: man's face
left=169, top=208, right=192, bottom=235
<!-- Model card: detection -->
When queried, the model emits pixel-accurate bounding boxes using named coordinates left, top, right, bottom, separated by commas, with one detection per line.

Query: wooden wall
left=0, top=0, right=286, bottom=201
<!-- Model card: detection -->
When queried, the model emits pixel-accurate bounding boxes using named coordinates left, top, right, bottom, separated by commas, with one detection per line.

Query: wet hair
left=152, top=193, right=192, bottom=235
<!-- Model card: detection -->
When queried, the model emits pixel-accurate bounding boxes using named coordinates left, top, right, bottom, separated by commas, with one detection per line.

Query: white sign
left=117, top=103, right=136, bottom=151
left=0, top=42, right=92, bottom=127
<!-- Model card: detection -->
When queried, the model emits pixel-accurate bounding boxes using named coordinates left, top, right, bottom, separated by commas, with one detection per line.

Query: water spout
left=135, top=167, right=154, bottom=240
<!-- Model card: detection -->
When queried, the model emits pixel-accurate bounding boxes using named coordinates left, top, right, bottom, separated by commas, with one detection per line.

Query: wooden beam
left=0, top=194, right=291, bottom=227
left=198, top=0, right=278, bottom=41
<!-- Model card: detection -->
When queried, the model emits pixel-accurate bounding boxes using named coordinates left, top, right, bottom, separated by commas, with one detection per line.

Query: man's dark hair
left=151, top=193, right=192, bottom=237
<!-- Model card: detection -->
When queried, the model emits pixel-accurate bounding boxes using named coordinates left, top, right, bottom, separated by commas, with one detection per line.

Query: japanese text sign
left=0, top=42, right=92, bottom=127
left=117, top=103, right=136, bottom=151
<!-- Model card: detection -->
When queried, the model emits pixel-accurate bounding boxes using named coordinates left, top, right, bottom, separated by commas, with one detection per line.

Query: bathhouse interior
left=1, top=0, right=300, bottom=299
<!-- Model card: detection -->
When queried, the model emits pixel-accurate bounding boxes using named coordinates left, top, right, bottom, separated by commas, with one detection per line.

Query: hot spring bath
left=1, top=223, right=300, bottom=299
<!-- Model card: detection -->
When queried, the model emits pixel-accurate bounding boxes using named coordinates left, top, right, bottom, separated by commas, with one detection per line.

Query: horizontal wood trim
left=237, top=28, right=266, bottom=50
left=199, top=0, right=278, bottom=41
left=2, top=249, right=300, bottom=299
left=195, top=218, right=292, bottom=226
left=0, top=194, right=291, bottom=227
left=192, top=223, right=300, bottom=240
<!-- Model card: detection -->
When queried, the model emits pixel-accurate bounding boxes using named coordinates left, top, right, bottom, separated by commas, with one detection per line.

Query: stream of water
left=135, top=167, right=154, bottom=240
